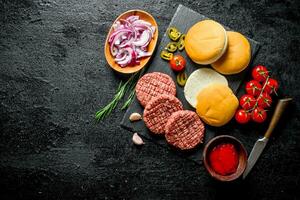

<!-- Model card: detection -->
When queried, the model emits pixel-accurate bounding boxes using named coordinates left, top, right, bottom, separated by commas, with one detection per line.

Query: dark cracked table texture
left=0, top=0, right=299, bottom=199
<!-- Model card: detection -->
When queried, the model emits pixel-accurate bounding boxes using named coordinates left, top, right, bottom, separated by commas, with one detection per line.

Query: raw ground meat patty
left=136, top=72, right=176, bottom=107
left=143, top=94, right=183, bottom=134
left=165, top=110, right=205, bottom=150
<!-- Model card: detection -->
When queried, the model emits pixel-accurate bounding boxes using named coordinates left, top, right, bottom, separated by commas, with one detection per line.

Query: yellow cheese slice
left=184, top=68, right=228, bottom=108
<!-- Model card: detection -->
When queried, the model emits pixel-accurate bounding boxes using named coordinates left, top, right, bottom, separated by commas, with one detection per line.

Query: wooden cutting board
left=120, top=4, right=260, bottom=164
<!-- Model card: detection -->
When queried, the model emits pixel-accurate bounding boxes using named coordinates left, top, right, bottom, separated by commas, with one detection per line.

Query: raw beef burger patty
left=136, top=72, right=176, bottom=107
left=143, top=94, right=183, bottom=134
left=165, top=110, right=205, bottom=150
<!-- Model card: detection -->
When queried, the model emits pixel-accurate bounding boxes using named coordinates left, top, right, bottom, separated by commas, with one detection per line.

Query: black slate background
left=0, top=0, right=299, bottom=199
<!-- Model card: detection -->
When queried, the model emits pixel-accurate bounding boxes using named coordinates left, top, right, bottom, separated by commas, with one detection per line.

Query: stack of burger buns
left=184, top=20, right=251, bottom=127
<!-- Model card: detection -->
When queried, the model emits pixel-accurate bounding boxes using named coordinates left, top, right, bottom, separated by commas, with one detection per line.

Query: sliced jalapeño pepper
left=176, top=71, right=187, bottom=86
left=160, top=50, right=173, bottom=61
left=168, top=27, right=181, bottom=41
left=165, top=42, right=178, bottom=52
left=177, top=34, right=186, bottom=51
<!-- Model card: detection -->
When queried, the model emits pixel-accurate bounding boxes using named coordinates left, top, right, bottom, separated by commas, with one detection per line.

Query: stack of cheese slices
left=184, top=20, right=251, bottom=127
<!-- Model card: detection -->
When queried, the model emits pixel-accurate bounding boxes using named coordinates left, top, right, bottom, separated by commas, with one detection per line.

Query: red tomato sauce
left=209, top=143, right=239, bottom=175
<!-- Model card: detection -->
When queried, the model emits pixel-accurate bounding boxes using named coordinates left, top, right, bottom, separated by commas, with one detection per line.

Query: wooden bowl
left=203, top=135, right=247, bottom=182
left=104, top=10, right=159, bottom=74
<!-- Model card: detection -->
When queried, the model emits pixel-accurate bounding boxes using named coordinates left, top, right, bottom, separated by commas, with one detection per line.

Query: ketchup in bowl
left=208, top=143, right=239, bottom=175
left=203, top=135, right=247, bottom=181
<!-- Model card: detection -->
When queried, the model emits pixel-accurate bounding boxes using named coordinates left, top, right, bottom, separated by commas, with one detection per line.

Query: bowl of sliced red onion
left=104, top=10, right=158, bottom=74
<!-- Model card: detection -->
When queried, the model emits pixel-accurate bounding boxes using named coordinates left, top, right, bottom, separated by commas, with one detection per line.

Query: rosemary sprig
left=95, top=69, right=144, bottom=121
left=121, top=69, right=144, bottom=110
left=121, top=86, right=136, bottom=110
left=95, top=81, right=126, bottom=121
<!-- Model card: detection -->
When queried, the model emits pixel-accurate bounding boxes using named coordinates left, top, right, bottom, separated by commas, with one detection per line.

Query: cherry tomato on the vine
left=252, top=65, right=269, bottom=82
left=264, top=78, right=279, bottom=95
left=245, top=80, right=262, bottom=97
left=251, top=107, right=267, bottom=123
left=257, top=93, right=272, bottom=108
left=239, top=94, right=256, bottom=110
left=235, top=109, right=251, bottom=124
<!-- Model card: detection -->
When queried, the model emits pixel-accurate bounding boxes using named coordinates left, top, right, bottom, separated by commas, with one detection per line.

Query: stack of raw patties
left=135, top=72, right=205, bottom=150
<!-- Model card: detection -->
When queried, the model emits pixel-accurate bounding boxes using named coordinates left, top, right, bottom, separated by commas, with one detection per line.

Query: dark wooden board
left=120, top=4, right=260, bottom=164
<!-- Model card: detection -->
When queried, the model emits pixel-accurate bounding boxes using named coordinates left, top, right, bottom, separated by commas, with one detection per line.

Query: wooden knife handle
left=264, top=98, right=293, bottom=139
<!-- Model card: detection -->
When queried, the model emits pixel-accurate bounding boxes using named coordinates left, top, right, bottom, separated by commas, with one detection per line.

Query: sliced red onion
left=112, top=21, right=121, bottom=30
left=108, top=28, right=132, bottom=43
left=115, top=54, right=127, bottom=62
left=114, top=39, right=121, bottom=46
left=119, top=37, right=133, bottom=48
left=136, top=47, right=152, bottom=59
left=141, top=40, right=151, bottom=49
left=132, top=30, right=151, bottom=46
left=119, top=19, right=131, bottom=26
left=118, top=31, right=134, bottom=48
left=126, top=15, right=139, bottom=23
left=140, top=46, right=147, bottom=52
left=151, top=26, right=156, bottom=37
left=111, top=46, right=118, bottom=57
left=133, top=19, right=152, bottom=27
left=121, top=35, right=128, bottom=40
left=130, top=47, right=137, bottom=65
left=109, top=15, right=155, bottom=67
left=117, top=47, right=133, bottom=66
left=132, top=24, right=154, bottom=36
left=115, top=49, right=126, bottom=61
left=110, top=31, right=132, bottom=54
left=132, top=20, right=154, bottom=35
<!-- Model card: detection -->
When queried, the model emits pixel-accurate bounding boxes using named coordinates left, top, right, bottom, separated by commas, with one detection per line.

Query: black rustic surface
left=121, top=5, right=261, bottom=165
left=0, top=0, right=299, bottom=199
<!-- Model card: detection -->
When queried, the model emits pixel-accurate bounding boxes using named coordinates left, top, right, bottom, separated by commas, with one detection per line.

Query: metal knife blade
left=242, top=98, right=292, bottom=179
left=243, top=137, right=269, bottom=179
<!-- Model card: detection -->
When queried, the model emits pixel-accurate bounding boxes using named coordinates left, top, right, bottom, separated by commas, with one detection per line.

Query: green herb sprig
left=95, top=69, right=144, bottom=121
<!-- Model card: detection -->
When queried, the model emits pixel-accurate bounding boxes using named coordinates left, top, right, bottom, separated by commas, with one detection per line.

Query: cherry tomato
left=252, top=65, right=269, bottom=82
left=251, top=107, right=267, bottom=123
left=239, top=94, right=256, bottom=110
left=245, top=80, right=262, bottom=97
left=257, top=93, right=272, bottom=108
left=169, top=55, right=186, bottom=71
left=264, top=78, right=279, bottom=95
left=235, top=109, right=251, bottom=124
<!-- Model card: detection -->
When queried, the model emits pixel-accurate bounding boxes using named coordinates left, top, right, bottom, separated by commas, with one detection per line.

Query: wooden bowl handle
left=264, top=98, right=293, bottom=139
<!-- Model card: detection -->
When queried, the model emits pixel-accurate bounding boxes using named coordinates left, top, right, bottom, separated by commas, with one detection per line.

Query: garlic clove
left=129, top=112, right=142, bottom=122
left=132, top=133, right=144, bottom=145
